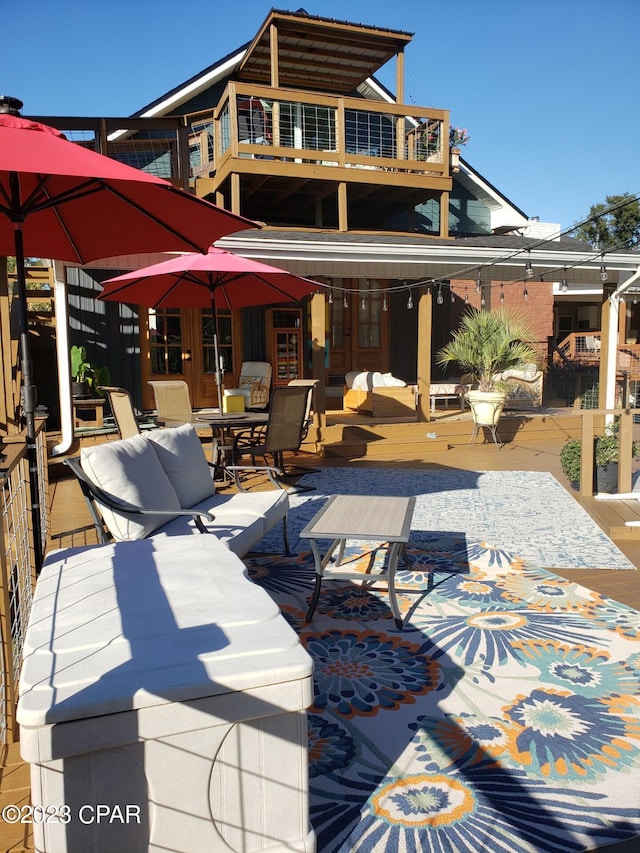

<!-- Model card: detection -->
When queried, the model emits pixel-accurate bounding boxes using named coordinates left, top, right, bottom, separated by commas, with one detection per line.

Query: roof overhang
left=238, top=8, right=413, bottom=93
left=216, top=231, right=640, bottom=286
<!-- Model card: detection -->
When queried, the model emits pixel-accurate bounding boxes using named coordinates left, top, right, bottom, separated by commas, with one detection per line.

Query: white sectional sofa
left=65, top=423, right=290, bottom=556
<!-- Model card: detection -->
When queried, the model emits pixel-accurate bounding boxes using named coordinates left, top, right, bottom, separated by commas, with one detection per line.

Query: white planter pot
left=467, top=390, right=506, bottom=426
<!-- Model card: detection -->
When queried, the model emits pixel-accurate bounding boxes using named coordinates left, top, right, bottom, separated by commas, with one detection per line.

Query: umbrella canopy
left=0, top=112, right=255, bottom=262
left=98, top=247, right=321, bottom=309
left=99, top=247, right=323, bottom=412
left=0, top=100, right=255, bottom=570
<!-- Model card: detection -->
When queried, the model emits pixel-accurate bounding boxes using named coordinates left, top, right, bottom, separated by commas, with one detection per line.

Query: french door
left=141, top=307, right=240, bottom=410
left=328, top=278, right=388, bottom=379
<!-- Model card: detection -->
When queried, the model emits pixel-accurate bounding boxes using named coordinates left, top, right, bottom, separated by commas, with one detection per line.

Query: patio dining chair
left=232, top=384, right=315, bottom=490
left=96, top=386, right=140, bottom=439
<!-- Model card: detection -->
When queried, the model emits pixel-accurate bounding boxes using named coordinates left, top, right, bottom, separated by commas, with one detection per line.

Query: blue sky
left=5, top=0, right=639, bottom=233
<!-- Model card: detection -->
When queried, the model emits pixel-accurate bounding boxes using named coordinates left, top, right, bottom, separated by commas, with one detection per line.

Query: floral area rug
left=256, top=467, right=635, bottom=570
left=246, top=537, right=640, bottom=852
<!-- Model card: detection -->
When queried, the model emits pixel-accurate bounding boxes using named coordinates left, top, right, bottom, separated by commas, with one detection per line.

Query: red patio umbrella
left=0, top=96, right=255, bottom=567
left=99, top=247, right=322, bottom=411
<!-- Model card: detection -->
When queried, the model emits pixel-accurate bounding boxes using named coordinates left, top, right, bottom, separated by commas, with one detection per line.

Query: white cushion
left=153, top=511, right=265, bottom=557
left=81, top=435, right=181, bottom=541
left=147, top=424, right=216, bottom=508
left=382, top=372, right=407, bottom=387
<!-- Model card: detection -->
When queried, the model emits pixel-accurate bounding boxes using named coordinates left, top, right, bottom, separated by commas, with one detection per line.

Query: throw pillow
left=81, top=434, right=181, bottom=540
left=147, top=424, right=216, bottom=507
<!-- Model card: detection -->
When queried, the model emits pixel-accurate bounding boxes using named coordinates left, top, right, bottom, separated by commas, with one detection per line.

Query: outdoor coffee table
left=301, top=494, right=416, bottom=629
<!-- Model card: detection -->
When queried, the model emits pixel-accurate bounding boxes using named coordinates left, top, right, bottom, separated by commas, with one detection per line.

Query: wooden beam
left=269, top=22, right=279, bottom=88
left=338, top=182, right=348, bottom=232
left=417, top=287, right=432, bottom=422
left=310, top=292, right=326, bottom=427
left=396, top=48, right=405, bottom=105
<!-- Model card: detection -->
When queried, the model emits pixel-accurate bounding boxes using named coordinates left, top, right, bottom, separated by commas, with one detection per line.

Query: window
left=202, top=310, right=232, bottom=373
left=149, top=308, right=183, bottom=374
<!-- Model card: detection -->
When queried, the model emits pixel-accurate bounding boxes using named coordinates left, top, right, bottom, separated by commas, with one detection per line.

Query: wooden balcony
left=187, top=82, right=453, bottom=232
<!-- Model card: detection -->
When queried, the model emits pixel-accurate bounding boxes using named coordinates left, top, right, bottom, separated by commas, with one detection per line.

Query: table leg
left=305, top=538, right=341, bottom=622
left=387, top=541, right=405, bottom=630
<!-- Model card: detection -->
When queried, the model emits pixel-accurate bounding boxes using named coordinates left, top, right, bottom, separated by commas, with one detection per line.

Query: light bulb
left=436, top=285, right=444, bottom=305
left=561, top=270, right=569, bottom=292
left=450, top=286, right=455, bottom=303
left=475, top=277, right=481, bottom=293
left=382, top=294, right=388, bottom=311
left=464, top=289, right=469, bottom=304
left=525, top=261, right=534, bottom=279
left=480, top=288, right=486, bottom=307
left=600, top=263, right=608, bottom=282
left=361, top=295, right=366, bottom=310
left=328, top=289, right=333, bottom=304
left=343, top=294, right=348, bottom=308
left=407, top=291, right=413, bottom=309
left=523, top=286, right=529, bottom=301
left=499, top=283, right=505, bottom=303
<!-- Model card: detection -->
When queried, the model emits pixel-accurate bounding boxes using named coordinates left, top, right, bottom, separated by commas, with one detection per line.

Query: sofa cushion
left=81, top=435, right=181, bottom=541
left=197, top=490, right=289, bottom=532
left=153, top=511, right=265, bottom=557
left=147, top=424, right=216, bottom=507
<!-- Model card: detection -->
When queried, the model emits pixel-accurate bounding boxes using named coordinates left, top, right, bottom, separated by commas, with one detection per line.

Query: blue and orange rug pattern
left=247, top=537, right=640, bottom=852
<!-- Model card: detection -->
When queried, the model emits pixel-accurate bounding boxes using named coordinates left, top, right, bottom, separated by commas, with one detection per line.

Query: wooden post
left=338, top=182, right=348, bottom=232
left=269, top=22, right=279, bottom=88
left=310, top=292, right=326, bottom=429
left=417, top=287, right=433, bottom=422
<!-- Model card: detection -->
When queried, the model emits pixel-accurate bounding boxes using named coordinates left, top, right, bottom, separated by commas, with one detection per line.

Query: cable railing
left=186, top=81, right=450, bottom=179
left=0, top=423, right=47, bottom=744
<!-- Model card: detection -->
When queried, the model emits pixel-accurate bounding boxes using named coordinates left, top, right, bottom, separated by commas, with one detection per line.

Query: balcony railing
left=186, top=82, right=450, bottom=181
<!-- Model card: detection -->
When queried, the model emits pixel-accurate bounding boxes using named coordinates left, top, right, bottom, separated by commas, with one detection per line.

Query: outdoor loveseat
left=343, top=370, right=418, bottom=418
left=65, top=423, right=290, bottom=556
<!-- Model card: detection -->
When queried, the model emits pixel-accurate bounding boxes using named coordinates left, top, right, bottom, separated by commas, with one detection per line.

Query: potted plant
left=70, top=345, right=110, bottom=398
left=560, top=420, right=638, bottom=493
left=437, top=307, right=540, bottom=429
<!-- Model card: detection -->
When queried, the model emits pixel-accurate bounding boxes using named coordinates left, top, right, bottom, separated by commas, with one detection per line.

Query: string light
left=450, top=284, right=455, bottom=303
left=343, top=293, right=348, bottom=308
left=600, top=255, right=608, bottom=282
left=523, top=285, right=529, bottom=301
left=525, top=260, right=534, bottom=279
left=407, top=289, right=413, bottom=309
left=436, top=284, right=444, bottom=305
left=464, top=288, right=469, bottom=304
left=499, top=282, right=505, bottom=303
left=561, top=268, right=569, bottom=292
left=328, top=289, right=333, bottom=304
left=480, top=287, right=486, bottom=307
left=382, top=292, right=388, bottom=311
left=475, top=277, right=482, bottom=294
left=361, top=294, right=366, bottom=310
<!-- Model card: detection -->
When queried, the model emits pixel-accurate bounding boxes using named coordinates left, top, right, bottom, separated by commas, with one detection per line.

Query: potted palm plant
left=437, top=307, right=540, bottom=429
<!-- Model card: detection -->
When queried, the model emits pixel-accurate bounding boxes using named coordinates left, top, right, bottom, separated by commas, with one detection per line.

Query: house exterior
left=40, top=8, right=640, bottom=425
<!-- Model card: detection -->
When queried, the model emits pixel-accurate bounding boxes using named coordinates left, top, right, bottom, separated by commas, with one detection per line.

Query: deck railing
left=575, top=408, right=638, bottom=498
left=0, top=423, right=48, bottom=744
left=555, top=332, right=640, bottom=376
left=186, top=81, right=450, bottom=180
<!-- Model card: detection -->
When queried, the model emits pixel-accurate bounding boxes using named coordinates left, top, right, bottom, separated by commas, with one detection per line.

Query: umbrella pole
left=210, top=294, right=224, bottom=413
left=13, top=222, right=43, bottom=571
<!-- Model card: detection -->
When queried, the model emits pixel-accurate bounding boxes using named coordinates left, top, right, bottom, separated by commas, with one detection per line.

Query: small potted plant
left=560, top=420, right=638, bottom=492
left=70, top=345, right=110, bottom=398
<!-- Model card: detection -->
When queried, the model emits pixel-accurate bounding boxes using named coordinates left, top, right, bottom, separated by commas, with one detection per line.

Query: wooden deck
left=3, top=414, right=640, bottom=852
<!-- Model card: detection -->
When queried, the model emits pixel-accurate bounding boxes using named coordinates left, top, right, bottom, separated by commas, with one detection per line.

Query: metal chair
left=97, top=386, right=140, bottom=439
left=232, top=385, right=315, bottom=489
